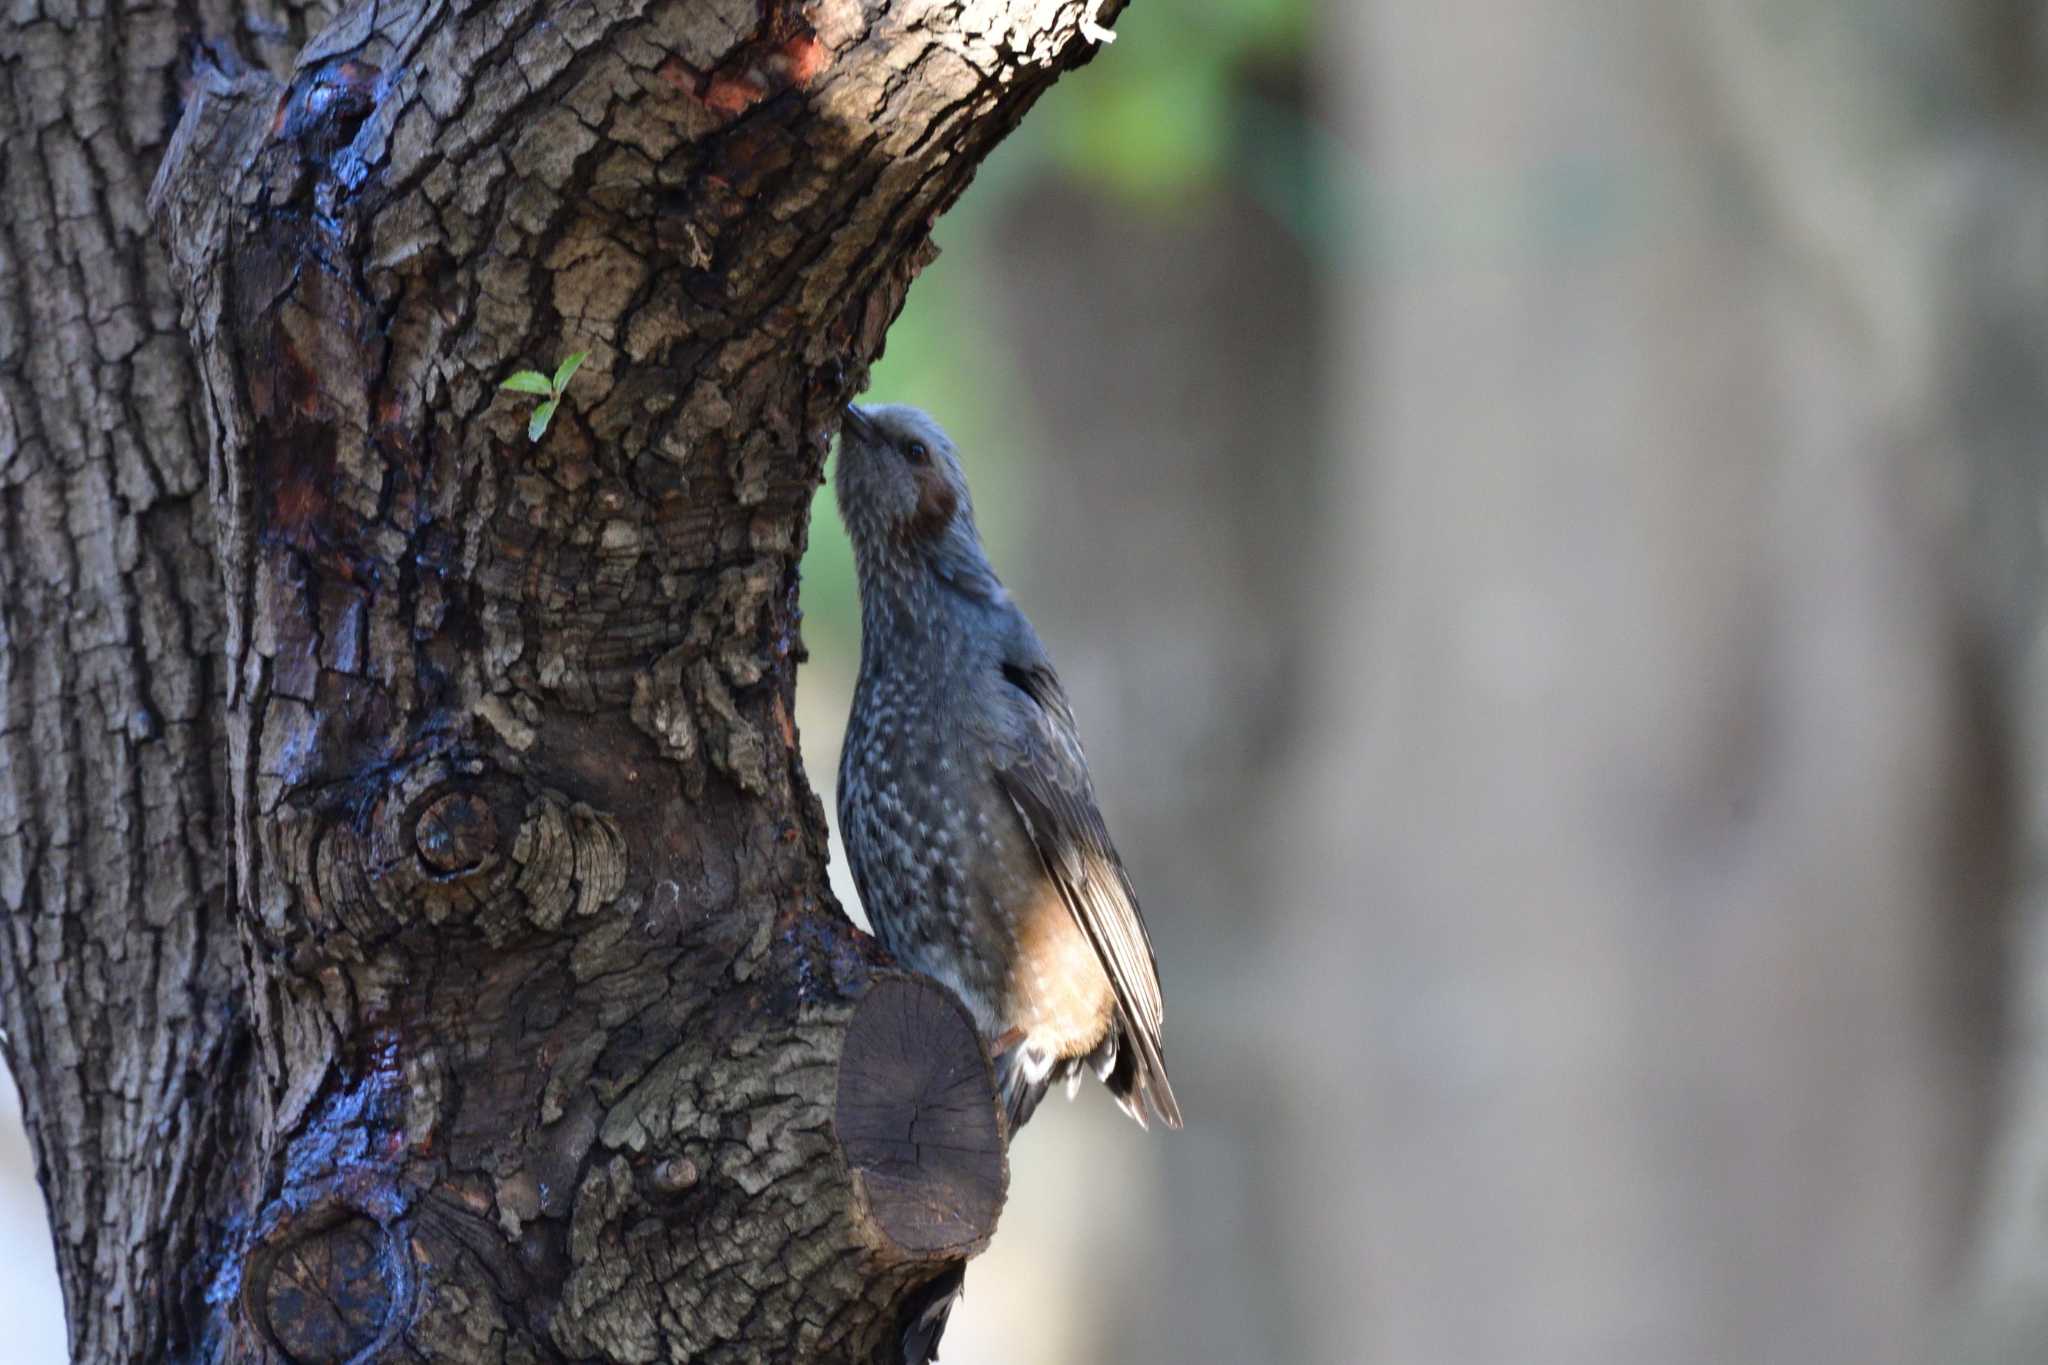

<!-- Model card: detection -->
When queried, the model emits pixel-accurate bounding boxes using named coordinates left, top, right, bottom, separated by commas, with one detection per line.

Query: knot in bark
left=650, top=1156, right=699, bottom=1194
left=279, top=58, right=382, bottom=164
left=272, top=755, right=627, bottom=952
left=413, top=788, right=498, bottom=876
left=250, top=1209, right=412, bottom=1363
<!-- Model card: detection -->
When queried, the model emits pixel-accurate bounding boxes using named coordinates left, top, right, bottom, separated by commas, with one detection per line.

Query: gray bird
left=834, top=403, right=1181, bottom=1133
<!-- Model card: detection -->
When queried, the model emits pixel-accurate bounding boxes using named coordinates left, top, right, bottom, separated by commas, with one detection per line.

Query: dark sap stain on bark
left=275, top=59, right=385, bottom=157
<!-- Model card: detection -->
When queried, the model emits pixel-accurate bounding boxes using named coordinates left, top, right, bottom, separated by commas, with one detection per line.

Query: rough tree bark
left=0, top=0, right=1121, bottom=1359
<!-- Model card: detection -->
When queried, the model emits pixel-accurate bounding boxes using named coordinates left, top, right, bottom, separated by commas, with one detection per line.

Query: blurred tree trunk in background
left=1277, top=3, right=2030, bottom=1363
left=986, top=176, right=1323, bottom=1364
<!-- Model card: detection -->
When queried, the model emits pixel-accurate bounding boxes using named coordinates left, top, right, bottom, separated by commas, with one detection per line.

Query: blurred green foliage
left=1030, top=0, right=1308, bottom=204
left=800, top=0, right=1311, bottom=663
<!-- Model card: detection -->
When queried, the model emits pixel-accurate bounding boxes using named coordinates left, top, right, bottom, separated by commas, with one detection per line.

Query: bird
left=833, top=402, right=1181, bottom=1135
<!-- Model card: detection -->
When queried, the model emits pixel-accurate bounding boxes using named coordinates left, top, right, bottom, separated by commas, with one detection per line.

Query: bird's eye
left=904, top=440, right=930, bottom=466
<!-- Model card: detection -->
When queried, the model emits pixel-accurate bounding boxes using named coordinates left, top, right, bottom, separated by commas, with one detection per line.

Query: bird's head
left=834, top=403, right=981, bottom=579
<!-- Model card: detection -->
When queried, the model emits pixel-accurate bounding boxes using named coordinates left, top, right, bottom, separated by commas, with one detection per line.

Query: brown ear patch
left=899, top=474, right=958, bottom=545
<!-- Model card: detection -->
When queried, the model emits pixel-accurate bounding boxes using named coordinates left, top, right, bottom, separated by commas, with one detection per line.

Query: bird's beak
left=841, top=404, right=878, bottom=442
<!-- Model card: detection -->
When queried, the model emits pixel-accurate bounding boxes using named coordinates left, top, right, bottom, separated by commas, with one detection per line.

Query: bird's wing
left=991, top=649, right=1182, bottom=1128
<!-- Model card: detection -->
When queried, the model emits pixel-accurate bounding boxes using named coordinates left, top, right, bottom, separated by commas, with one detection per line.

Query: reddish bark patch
left=705, top=70, right=769, bottom=117
left=261, top=428, right=341, bottom=558
left=777, top=32, right=829, bottom=87
left=660, top=17, right=832, bottom=121
left=656, top=54, right=697, bottom=94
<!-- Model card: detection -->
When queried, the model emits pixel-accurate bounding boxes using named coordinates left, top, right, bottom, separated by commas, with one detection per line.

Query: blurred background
left=11, top=0, right=2048, bottom=1361
left=801, top=1, right=2048, bottom=1362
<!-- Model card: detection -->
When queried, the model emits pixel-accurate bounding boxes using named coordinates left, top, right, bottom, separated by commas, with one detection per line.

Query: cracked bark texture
left=4, top=0, right=1117, bottom=1359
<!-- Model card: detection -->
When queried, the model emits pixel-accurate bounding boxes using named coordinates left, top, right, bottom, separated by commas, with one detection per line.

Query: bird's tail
left=994, top=1022, right=1182, bottom=1135
left=1098, top=1016, right=1183, bottom=1130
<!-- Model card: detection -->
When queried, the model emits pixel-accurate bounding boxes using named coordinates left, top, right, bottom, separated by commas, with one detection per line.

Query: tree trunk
left=1, top=0, right=1118, bottom=1359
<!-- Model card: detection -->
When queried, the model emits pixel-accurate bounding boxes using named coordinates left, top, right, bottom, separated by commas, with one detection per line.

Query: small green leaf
left=501, top=371, right=553, bottom=396
left=528, top=398, right=558, bottom=443
left=552, top=350, right=589, bottom=392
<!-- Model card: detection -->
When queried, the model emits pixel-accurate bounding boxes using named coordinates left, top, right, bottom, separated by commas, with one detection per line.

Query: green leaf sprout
left=500, top=349, right=589, bottom=442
